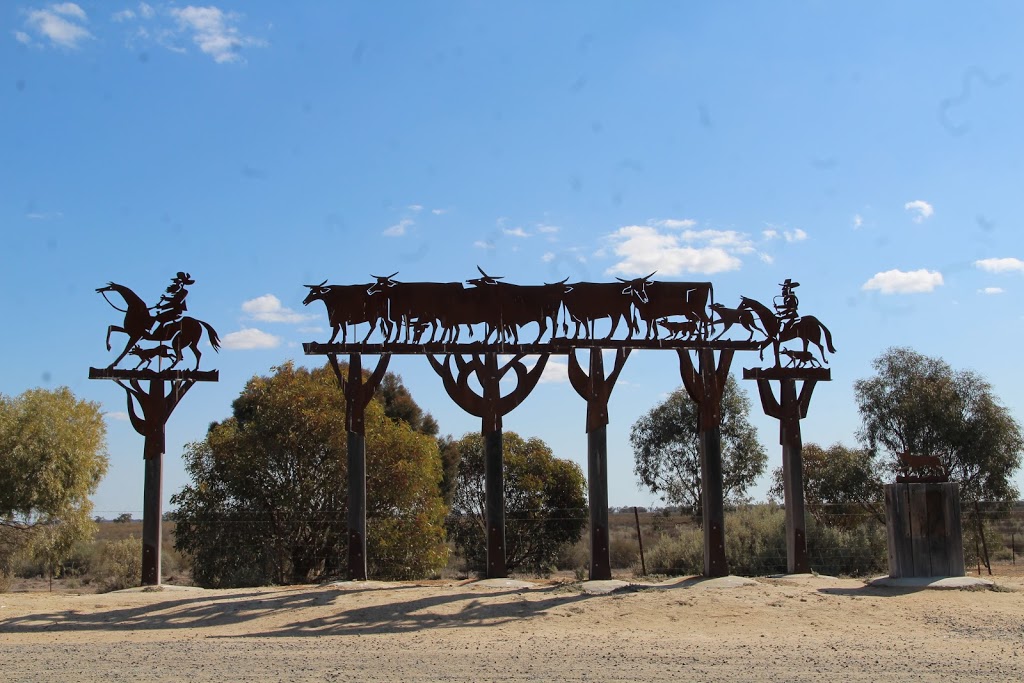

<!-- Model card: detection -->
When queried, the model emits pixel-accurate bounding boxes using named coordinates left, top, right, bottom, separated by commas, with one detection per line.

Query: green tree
left=171, top=362, right=448, bottom=587
left=855, top=347, right=1023, bottom=503
left=769, top=443, right=885, bottom=528
left=447, top=431, right=587, bottom=574
left=630, top=375, right=767, bottom=515
left=0, top=387, right=108, bottom=583
left=376, top=371, right=439, bottom=436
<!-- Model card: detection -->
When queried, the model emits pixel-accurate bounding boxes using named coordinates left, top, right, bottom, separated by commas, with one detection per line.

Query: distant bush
left=93, top=537, right=142, bottom=592
left=636, top=505, right=886, bottom=578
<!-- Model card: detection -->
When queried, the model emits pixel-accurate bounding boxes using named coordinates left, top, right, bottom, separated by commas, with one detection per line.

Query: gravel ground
left=2, top=573, right=1022, bottom=682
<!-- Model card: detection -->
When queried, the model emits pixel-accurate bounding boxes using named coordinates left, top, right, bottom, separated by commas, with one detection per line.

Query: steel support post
left=347, top=431, right=367, bottom=580
left=140, top=379, right=168, bottom=586
left=484, top=428, right=507, bottom=578
left=779, top=379, right=809, bottom=574
left=141, top=444, right=163, bottom=586
left=588, top=424, right=611, bottom=580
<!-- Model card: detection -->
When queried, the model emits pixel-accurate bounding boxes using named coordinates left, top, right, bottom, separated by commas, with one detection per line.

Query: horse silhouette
left=740, top=296, right=836, bottom=367
left=98, top=282, right=220, bottom=370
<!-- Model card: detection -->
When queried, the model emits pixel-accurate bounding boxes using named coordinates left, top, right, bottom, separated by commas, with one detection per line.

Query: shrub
left=636, top=505, right=886, bottom=578
left=93, top=537, right=142, bottom=593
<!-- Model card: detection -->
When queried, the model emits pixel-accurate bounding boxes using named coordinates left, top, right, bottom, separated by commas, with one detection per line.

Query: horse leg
left=109, top=334, right=142, bottom=369
left=106, top=325, right=127, bottom=352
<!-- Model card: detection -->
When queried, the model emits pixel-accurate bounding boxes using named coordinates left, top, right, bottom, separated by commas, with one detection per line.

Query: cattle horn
left=303, top=279, right=328, bottom=289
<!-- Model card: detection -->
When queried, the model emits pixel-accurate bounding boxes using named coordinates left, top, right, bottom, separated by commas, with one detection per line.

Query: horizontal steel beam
left=88, top=367, right=220, bottom=381
left=304, top=340, right=763, bottom=355
left=742, top=367, right=831, bottom=381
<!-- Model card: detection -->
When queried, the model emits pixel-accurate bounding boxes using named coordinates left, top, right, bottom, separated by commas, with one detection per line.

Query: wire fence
left=67, top=501, right=1023, bottom=586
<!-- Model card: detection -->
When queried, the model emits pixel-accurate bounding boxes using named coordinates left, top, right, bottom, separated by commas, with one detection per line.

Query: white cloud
left=407, top=204, right=423, bottom=212
left=759, top=253, right=775, bottom=264
left=24, top=3, right=93, bottom=49
left=15, top=31, right=32, bottom=44
left=473, top=240, right=495, bottom=249
left=431, top=208, right=447, bottom=215
left=112, top=8, right=136, bottom=22
left=383, top=218, right=413, bottom=237
left=605, top=225, right=742, bottom=276
left=539, top=359, right=568, bottom=384
left=974, top=257, right=1024, bottom=273
left=138, top=2, right=155, bottom=19
left=105, top=411, right=130, bottom=421
left=853, top=214, right=863, bottom=229
left=536, top=224, right=560, bottom=234
left=170, top=5, right=265, bottom=64
left=979, top=287, right=1005, bottom=295
left=26, top=210, right=63, bottom=220
left=784, top=228, right=807, bottom=242
left=241, top=294, right=315, bottom=323
left=503, top=227, right=529, bottom=238
left=762, top=229, right=779, bottom=240
left=904, top=199, right=934, bottom=223
left=222, top=327, right=280, bottom=350
left=862, top=269, right=943, bottom=294
left=654, top=218, right=697, bottom=230
left=541, top=252, right=555, bottom=263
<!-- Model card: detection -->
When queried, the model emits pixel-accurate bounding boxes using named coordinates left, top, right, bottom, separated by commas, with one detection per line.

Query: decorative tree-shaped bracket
left=89, top=367, right=218, bottom=585
left=568, top=348, right=630, bottom=580
left=678, top=349, right=734, bottom=577
left=428, top=352, right=549, bottom=578
left=742, top=367, right=829, bottom=574
left=326, top=352, right=391, bottom=581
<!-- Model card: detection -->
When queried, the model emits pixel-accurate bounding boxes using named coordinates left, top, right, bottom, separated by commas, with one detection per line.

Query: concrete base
left=868, top=575, right=994, bottom=590
left=470, top=578, right=539, bottom=590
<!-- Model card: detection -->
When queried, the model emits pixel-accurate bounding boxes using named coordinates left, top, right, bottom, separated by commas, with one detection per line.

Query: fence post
left=634, top=506, right=646, bottom=576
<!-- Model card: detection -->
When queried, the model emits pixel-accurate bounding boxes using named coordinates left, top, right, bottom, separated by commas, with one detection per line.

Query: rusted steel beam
left=304, top=340, right=761, bottom=356
left=568, top=348, right=630, bottom=580
left=679, top=349, right=733, bottom=577
left=326, top=353, right=390, bottom=581
left=89, top=368, right=219, bottom=381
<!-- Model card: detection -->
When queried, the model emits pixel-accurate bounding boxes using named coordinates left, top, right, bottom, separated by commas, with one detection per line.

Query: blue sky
left=3, top=2, right=1023, bottom=516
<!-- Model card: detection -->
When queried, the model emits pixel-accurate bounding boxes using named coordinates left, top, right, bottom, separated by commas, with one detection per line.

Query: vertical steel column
left=347, top=430, right=367, bottom=580
left=778, top=379, right=809, bottom=574
left=141, top=379, right=168, bottom=586
left=484, top=427, right=507, bottom=578
left=679, top=349, right=732, bottom=577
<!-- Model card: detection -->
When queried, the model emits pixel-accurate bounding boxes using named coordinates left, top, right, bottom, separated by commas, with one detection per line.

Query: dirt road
left=2, top=574, right=1022, bottom=682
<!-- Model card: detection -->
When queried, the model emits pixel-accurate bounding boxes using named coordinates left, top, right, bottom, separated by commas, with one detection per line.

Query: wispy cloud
left=974, top=257, right=1024, bottom=273
left=222, top=327, right=280, bottom=350
left=407, top=204, right=423, bottom=212
left=431, top=208, right=448, bottom=215
left=862, top=269, right=943, bottom=294
left=383, top=218, right=413, bottom=237
left=474, top=239, right=495, bottom=250
left=784, top=228, right=807, bottom=242
left=503, top=226, right=530, bottom=238
left=904, top=199, right=934, bottom=223
left=21, top=3, right=93, bottom=49
left=105, top=411, right=130, bottom=421
left=762, top=226, right=807, bottom=242
left=25, top=210, right=63, bottom=220
left=541, top=252, right=555, bottom=263
left=654, top=218, right=697, bottom=230
left=979, top=287, right=1004, bottom=295
left=853, top=214, right=863, bottom=229
left=241, top=294, right=315, bottom=323
left=536, top=224, right=560, bottom=234
left=169, top=6, right=266, bottom=64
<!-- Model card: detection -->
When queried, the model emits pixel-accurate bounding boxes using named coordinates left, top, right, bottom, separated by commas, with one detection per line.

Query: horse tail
left=198, top=319, right=221, bottom=351
left=819, top=320, right=836, bottom=354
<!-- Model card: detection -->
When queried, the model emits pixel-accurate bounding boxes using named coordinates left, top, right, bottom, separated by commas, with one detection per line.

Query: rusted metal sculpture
left=326, top=353, right=391, bottom=580
left=568, top=348, right=630, bottom=580
left=742, top=278, right=834, bottom=574
left=304, top=269, right=833, bottom=581
left=90, top=272, right=219, bottom=585
left=679, top=348, right=735, bottom=577
left=427, top=352, right=549, bottom=578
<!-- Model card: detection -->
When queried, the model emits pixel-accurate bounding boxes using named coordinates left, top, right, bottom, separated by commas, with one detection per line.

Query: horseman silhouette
left=98, top=276, right=220, bottom=370
left=740, top=286, right=835, bottom=368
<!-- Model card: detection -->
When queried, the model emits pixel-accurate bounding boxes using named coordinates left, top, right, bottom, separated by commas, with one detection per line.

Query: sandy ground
left=2, top=573, right=1023, bottom=682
